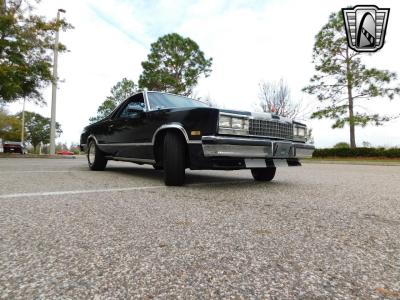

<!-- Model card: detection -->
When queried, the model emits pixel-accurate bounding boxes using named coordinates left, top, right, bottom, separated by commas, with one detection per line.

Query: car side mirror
left=127, top=108, right=143, bottom=114
left=126, top=107, right=144, bottom=118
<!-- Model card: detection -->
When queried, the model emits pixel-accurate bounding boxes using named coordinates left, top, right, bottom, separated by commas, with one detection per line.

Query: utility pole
left=49, top=8, right=65, bottom=155
left=21, top=98, right=25, bottom=145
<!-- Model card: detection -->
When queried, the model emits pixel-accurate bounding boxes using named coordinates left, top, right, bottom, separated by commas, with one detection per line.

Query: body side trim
left=98, top=142, right=153, bottom=147
left=90, top=124, right=202, bottom=150
left=108, top=157, right=155, bottom=164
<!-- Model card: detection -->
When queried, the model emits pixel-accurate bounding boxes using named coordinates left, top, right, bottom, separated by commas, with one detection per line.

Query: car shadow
left=104, top=165, right=287, bottom=188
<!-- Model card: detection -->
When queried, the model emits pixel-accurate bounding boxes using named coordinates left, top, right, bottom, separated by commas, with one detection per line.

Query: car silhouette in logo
left=342, top=5, right=390, bottom=52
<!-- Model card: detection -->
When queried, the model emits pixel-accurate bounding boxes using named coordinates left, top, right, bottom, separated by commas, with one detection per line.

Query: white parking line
left=0, top=185, right=167, bottom=199
left=0, top=180, right=250, bottom=199
left=0, top=170, right=76, bottom=173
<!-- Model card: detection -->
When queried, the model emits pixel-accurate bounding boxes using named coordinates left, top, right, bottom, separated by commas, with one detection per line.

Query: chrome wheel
left=88, top=142, right=96, bottom=165
left=87, top=139, right=107, bottom=171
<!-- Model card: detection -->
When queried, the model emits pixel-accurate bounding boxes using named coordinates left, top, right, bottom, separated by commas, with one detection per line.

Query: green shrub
left=312, top=147, right=400, bottom=158
left=333, top=142, right=350, bottom=149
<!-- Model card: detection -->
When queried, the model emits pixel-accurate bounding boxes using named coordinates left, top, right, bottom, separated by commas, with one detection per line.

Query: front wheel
left=163, top=131, right=186, bottom=186
left=87, top=140, right=107, bottom=171
left=251, top=167, right=276, bottom=181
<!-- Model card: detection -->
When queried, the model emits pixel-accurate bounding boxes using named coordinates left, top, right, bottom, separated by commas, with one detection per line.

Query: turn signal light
left=191, top=130, right=201, bottom=136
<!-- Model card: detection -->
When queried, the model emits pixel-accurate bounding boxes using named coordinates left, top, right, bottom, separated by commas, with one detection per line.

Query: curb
left=0, top=154, right=77, bottom=159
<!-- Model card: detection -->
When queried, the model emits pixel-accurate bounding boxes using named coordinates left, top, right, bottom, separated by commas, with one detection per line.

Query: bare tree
left=199, top=94, right=220, bottom=108
left=258, top=78, right=300, bottom=118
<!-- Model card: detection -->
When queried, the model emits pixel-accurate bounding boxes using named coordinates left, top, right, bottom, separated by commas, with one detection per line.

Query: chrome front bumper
left=201, top=136, right=314, bottom=159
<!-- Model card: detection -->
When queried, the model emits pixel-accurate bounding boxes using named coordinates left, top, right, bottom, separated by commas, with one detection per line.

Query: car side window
left=115, top=94, right=145, bottom=119
left=119, top=102, right=145, bottom=118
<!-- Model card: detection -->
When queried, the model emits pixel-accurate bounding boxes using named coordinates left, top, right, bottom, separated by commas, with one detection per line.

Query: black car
left=2, top=141, right=27, bottom=154
left=80, top=91, right=314, bottom=186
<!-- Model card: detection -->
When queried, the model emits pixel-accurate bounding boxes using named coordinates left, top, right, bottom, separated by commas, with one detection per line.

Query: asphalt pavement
left=0, top=157, right=399, bottom=299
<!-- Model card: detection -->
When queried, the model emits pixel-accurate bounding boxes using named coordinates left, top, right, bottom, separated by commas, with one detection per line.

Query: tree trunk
left=348, top=92, right=356, bottom=148
left=346, top=46, right=356, bottom=148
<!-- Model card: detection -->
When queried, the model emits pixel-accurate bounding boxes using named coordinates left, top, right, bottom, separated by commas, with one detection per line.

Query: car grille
left=249, top=119, right=293, bottom=139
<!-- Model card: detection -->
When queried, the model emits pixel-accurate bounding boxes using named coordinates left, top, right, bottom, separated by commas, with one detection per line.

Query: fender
left=152, top=123, right=191, bottom=144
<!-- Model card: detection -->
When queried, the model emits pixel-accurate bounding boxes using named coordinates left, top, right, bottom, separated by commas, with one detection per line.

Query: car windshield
left=147, top=92, right=209, bottom=110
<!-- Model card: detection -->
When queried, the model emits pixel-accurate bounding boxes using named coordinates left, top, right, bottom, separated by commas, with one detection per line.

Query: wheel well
left=153, top=129, right=189, bottom=167
left=86, top=136, right=97, bottom=152
left=87, top=135, right=98, bottom=145
left=86, top=137, right=95, bottom=147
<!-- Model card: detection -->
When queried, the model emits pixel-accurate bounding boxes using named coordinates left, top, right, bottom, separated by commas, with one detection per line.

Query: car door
left=105, top=94, right=153, bottom=159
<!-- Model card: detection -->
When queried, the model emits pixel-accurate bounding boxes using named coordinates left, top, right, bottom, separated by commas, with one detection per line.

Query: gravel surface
left=0, top=158, right=399, bottom=299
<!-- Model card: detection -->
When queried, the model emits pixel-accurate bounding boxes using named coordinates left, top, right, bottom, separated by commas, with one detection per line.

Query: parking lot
left=0, top=157, right=399, bottom=299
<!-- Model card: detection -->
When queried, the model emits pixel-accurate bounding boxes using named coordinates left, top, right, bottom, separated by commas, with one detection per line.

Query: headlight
left=232, top=117, right=247, bottom=129
left=297, top=127, right=306, bottom=137
left=219, top=115, right=232, bottom=128
left=218, top=114, right=249, bottom=135
left=293, top=124, right=307, bottom=138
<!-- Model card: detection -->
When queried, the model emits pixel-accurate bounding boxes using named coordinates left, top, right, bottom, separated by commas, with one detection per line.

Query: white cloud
left=7, top=0, right=400, bottom=148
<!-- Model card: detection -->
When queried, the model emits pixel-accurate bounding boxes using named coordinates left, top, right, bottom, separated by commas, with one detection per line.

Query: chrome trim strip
left=111, top=157, right=155, bottom=164
left=98, top=140, right=200, bottom=146
left=151, top=123, right=190, bottom=144
left=219, top=112, right=251, bottom=118
left=293, top=137, right=307, bottom=143
left=143, top=89, right=151, bottom=112
left=87, top=134, right=99, bottom=145
left=98, top=142, right=152, bottom=147
left=250, top=113, right=292, bottom=124
left=238, top=134, right=290, bottom=141
left=293, top=143, right=315, bottom=150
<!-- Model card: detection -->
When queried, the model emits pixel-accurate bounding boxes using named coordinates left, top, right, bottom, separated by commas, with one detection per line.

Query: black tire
left=163, top=131, right=186, bottom=186
left=153, top=165, right=163, bottom=170
left=251, top=167, right=276, bottom=181
left=87, top=140, right=107, bottom=171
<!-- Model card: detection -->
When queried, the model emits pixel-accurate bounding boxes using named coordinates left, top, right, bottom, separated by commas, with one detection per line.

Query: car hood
left=218, top=109, right=292, bottom=123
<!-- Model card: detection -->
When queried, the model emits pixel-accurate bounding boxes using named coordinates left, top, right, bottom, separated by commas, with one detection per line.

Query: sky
left=7, top=0, right=400, bottom=147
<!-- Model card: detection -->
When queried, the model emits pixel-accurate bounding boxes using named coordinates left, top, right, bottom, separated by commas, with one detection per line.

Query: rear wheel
left=251, top=167, right=276, bottom=181
left=87, top=140, right=107, bottom=171
left=163, top=131, right=186, bottom=186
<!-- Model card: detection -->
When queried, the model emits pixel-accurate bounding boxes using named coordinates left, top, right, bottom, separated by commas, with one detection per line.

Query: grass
left=303, top=157, right=400, bottom=165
